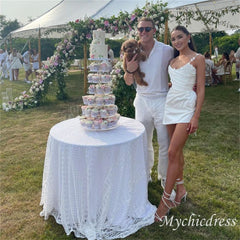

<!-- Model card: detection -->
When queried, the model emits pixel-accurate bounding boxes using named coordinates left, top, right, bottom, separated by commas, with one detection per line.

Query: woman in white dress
left=155, top=26, right=205, bottom=222
left=214, top=52, right=231, bottom=83
left=31, top=49, right=39, bottom=77
left=10, top=48, right=22, bottom=81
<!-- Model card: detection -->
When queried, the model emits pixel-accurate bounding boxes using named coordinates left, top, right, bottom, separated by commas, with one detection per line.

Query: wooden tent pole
left=164, top=13, right=169, bottom=44
left=83, top=43, right=88, bottom=94
left=38, top=28, right=42, bottom=68
left=10, top=35, right=12, bottom=52
left=209, top=32, right=212, bottom=56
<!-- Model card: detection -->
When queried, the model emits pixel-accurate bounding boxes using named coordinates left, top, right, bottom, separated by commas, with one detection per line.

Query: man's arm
left=124, top=72, right=134, bottom=86
left=123, top=54, right=138, bottom=86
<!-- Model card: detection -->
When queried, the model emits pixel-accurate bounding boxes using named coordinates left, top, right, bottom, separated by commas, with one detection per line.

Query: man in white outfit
left=124, top=17, right=174, bottom=196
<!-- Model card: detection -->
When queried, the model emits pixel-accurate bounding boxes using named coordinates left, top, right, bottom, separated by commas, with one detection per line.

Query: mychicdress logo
left=159, top=213, right=238, bottom=231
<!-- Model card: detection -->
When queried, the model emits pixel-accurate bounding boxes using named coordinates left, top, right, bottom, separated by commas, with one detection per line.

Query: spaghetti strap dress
left=163, top=54, right=199, bottom=124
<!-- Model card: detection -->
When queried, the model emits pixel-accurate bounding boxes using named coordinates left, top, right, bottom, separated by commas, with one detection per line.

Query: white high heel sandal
left=175, top=178, right=187, bottom=205
left=155, top=190, right=176, bottom=222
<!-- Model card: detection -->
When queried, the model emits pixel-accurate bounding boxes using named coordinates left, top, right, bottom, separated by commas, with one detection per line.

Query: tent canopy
left=10, top=0, right=240, bottom=38
left=168, top=0, right=240, bottom=33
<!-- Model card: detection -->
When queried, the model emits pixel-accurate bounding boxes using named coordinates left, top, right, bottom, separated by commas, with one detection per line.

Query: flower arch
left=2, top=1, right=168, bottom=111
left=2, top=0, right=239, bottom=111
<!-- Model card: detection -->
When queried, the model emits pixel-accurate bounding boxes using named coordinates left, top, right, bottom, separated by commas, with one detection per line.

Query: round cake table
left=40, top=116, right=156, bottom=240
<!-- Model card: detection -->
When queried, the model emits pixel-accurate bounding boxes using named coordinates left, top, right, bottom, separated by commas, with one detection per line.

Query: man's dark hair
left=138, top=17, right=155, bottom=28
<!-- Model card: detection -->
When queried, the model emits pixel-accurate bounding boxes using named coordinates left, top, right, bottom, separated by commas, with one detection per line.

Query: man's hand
left=126, top=54, right=138, bottom=73
left=124, top=72, right=134, bottom=86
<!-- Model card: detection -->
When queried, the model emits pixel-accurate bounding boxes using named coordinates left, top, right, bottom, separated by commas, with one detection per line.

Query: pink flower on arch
left=130, top=14, right=136, bottom=22
left=75, top=19, right=80, bottom=23
left=104, top=20, right=109, bottom=26
left=86, top=33, right=91, bottom=39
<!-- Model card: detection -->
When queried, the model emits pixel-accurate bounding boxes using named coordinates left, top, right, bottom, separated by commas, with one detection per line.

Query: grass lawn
left=0, top=69, right=239, bottom=240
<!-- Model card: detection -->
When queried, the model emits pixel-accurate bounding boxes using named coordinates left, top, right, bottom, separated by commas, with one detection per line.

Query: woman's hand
left=186, top=117, right=199, bottom=135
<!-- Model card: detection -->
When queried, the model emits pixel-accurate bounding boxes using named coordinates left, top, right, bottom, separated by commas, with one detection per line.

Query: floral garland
left=70, top=1, right=168, bottom=42
left=3, top=0, right=238, bottom=111
left=111, top=60, right=136, bottom=118
left=172, top=5, right=240, bottom=29
left=2, top=1, right=168, bottom=111
left=2, top=31, right=77, bottom=111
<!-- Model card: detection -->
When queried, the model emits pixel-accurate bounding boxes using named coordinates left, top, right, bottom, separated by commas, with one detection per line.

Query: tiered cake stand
left=80, top=59, right=120, bottom=131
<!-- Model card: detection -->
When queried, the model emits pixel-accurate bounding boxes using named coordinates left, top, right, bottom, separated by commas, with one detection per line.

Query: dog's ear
left=121, top=42, right=128, bottom=53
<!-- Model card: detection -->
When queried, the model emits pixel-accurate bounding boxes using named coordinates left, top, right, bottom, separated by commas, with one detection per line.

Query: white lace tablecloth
left=40, top=116, right=156, bottom=240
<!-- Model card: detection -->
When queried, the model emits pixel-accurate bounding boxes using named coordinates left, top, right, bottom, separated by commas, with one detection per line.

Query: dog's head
left=121, top=39, right=140, bottom=55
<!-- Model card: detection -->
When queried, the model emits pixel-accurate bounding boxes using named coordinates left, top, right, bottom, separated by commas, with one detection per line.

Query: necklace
left=140, top=40, right=155, bottom=58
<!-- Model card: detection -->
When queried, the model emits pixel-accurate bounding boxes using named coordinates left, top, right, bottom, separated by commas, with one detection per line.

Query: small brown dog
left=121, top=39, right=148, bottom=86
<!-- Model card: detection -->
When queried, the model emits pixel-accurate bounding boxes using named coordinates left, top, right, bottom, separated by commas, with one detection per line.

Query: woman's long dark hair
left=222, top=52, right=231, bottom=66
left=171, top=26, right=196, bottom=58
left=222, top=52, right=230, bottom=61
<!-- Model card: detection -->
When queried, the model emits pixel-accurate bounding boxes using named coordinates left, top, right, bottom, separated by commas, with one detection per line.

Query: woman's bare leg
left=155, top=123, right=189, bottom=220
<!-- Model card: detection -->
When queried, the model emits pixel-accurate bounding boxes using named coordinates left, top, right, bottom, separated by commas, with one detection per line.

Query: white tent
left=168, top=0, right=240, bottom=33
left=10, top=0, right=240, bottom=38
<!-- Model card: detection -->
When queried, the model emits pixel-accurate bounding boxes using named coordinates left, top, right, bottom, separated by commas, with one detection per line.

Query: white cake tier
left=92, top=29, right=105, bottom=45
left=88, top=83, right=112, bottom=95
left=80, top=113, right=120, bottom=130
left=82, top=94, right=115, bottom=106
left=88, top=61, right=112, bottom=73
left=89, top=44, right=108, bottom=60
left=88, top=73, right=112, bottom=83
left=81, top=104, right=118, bottom=118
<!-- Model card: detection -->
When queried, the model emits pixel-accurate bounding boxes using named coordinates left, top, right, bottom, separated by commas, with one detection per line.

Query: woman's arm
left=188, top=54, right=205, bottom=134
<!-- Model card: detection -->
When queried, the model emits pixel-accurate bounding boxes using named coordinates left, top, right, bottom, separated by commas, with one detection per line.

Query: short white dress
left=163, top=55, right=198, bottom=124
left=32, top=54, right=39, bottom=70
left=11, top=53, right=22, bottom=69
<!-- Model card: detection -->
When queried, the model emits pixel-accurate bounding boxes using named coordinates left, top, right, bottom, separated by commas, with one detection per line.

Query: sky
left=0, top=0, right=62, bottom=25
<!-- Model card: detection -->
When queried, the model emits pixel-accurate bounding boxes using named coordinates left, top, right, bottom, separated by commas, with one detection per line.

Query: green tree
left=0, top=15, right=22, bottom=39
left=192, top=31, right=227, bottom=54
left=213, top=33, right=240, bottom=54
